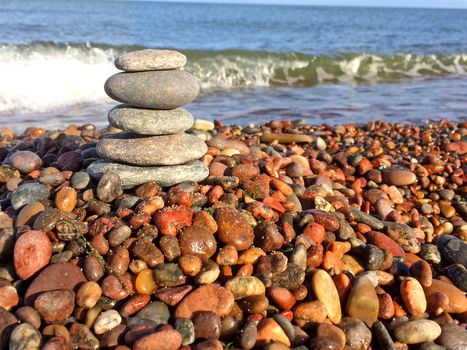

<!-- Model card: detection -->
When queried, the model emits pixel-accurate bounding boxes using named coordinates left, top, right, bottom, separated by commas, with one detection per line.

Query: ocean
left=1, top=0, right=467, bottom=130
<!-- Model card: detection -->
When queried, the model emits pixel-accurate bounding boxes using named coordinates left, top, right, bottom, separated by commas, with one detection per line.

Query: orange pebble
left=303, top=222, right=325, bottom=244
left=236, top=263, right=254, bottom=276
left=332, top=273, right=351, bottom=306
left=135, top=269, right=157, bottom=295
left=327, top=242, right=351, bottom=259
left=322, top=251, right=344, bottom=274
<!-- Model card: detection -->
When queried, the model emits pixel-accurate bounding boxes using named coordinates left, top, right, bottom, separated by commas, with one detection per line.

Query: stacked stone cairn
left=87, top=49, right=209, bottom=188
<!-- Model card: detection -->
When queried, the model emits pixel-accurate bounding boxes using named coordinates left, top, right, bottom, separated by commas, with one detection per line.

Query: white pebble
left=93, top=310, right=122, bottom=334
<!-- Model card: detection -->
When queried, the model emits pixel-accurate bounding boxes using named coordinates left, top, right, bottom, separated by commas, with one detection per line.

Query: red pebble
left=14, top=230, right=52, bottom=280
left=153, top=205, right=193, bottom=236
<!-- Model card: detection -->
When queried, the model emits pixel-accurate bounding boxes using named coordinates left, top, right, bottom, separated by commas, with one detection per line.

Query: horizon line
left=113, top=0, right=467, bottom=10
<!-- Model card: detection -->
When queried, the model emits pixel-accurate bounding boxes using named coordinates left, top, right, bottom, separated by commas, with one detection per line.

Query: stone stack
left=87, top=49, right=209, bottom=188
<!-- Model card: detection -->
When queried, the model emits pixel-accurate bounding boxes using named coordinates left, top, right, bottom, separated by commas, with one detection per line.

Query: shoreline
left=0, top=118, right=466, bottom=349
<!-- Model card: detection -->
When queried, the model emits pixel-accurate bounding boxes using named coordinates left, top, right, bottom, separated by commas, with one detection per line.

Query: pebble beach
left=0, top=116, right=466, bottom=350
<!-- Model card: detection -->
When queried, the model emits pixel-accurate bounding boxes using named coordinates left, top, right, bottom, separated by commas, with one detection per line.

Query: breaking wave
left=1, top=41, right=467, bottom=114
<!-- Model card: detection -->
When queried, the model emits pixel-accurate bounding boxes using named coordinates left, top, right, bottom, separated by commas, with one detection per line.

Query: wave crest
left=1, top=41, right=466, bottom=114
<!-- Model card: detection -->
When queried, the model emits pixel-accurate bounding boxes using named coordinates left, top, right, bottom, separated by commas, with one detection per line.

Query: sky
left=144, top=0, right=467, bottom=9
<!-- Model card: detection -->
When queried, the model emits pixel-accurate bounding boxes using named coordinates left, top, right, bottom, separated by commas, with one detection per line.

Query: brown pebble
left=34, top=289, right=75, bottom=323
left=178, top=226, right=217, bottom=262
left=55, top=186, right=77, bottom=212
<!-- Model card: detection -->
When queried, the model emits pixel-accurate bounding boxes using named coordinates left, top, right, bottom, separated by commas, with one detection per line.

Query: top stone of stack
left=105, top=49, right=199, bottom=110
left=115, top=49, right=187, bottom=71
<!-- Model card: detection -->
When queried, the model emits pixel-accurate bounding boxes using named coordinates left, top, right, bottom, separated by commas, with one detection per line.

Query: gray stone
left=394, top=319, right=441, bottom=344
left=238, top=321, right=257, bottom=350
left=175, top=318, right=195, bottom=345
left=351, top=208, right=384, bottom=230
left=372, top=321, right=396, bottom=350
left=70, top=171, right=90, bottom=190
left=436, top=235, right=467, bottom=266
left=271, top=314, right=295, bottom=343
left=136, top=301, right=170, bottom=326
left=10, top=183, right=50, bottom=210
left=108, top=105, right=194, bottom=135
left=9, top=323, right=41, bottom=350
left=96, top=170, right=123, bottom=203
left=437, top=324, right=467, bottom=350
left=338, top=317, right=372, bottom=350
left=115, top=49, right=187, bottom=71
left=104, top=70, right=199, bottom=109
left=86, top=160, right=208, bottom=189
left=153, top=263, right=185, bottom=287
left=96, top=132, right=207, bottom=166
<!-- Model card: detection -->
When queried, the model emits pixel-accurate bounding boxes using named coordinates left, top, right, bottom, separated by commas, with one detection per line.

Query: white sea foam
left=0, top=43, right=117, bottom=115
left=0, top=42, right=466, bottom=116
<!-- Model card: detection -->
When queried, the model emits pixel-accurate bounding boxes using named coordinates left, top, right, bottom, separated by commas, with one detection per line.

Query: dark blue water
left=1, top=0, right=466, bottom=129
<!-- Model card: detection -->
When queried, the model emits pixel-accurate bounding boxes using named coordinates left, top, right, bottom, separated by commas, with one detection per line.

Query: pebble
left=34, top=289, right=75, bottom=323
left=115, top=49, right=187, bottom=71
left=225, top=276, right=266, bottom=300
left=293, top=300, right=327, bottom=326
left=133, top=328, right=183, bottom=350
left=215, top=206, right=254, bottom=251
left=338, top=317, right=372, bottom=350
left=272, top=313, right=295, bottom=343
left=206, top=135, right=250, bottom=155
left=382, top=167, right=417, bottom=186
left=174, top=284, right=234, bottom=318
left=178, top=226, right=217, bottom=262
left=14, top=306, right=41, bottom=329
left=175, top=318, right=195, bottom=345
left=437, top=324, right=467, bottom=350
left=384, top=221, right=421, bottom=254
left=351, top=208, right=384, bottom=230
left=93, top=310, right=122, bottom=334
left=0, top=286, right=19, bottom=310
left=154, top=285, right=193, bottom=306
left=9, top=323, right=42, bottom=350
left=423, top=279, right=467, bottom=314
left=14, top=230, right=51, bottom=280
left=24, top=262, right=86, bottom=306
left=153, top=263, right=185, bottom=287
left=2, top=150, right=42, bottom=174
left=70, top=171, right=90, bottom=189
left=346, top=276, right=379, bottom=326
left=15, top=202, right=44, bottom=227
left=312, top=269, right=342, bottom=324
left=436, top=235, right=467, bottom=266
left=96, top=170, right=123, bottom=203
left=400, top=277, right=427, bottom=316
left=238, top=321, right=257, bottom=349
left=372, top=320, right=396, bottom=350
left=261, top=132, right=313, bottom=144
left=409, top=260, right=432, bottom=287
left=193, top=119, right=215, bottom=131
left=76, top=281, right=102, bottom=308
left=109, top=105, right=194, bottom=135
left=105, top=70, right=199, bottom=109
left=256, top=318, right=291, bottom=347
left=316, top=323, right=346, bottom=350
left=87, top=160, right=208, bottom=189
left=10, top=182, right=50, bottom=210
left=394, top=319, right=441, bottom=344
left=54, top=186, right=77, bottom=212
left=193, top=311, right=221, bottom=339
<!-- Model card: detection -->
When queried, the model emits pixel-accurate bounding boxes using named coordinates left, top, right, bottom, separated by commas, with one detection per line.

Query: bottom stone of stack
left=86, top=160, right=208, bottom=189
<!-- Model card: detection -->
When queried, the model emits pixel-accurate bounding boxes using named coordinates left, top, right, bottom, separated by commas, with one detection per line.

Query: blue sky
left=146, top=0, right=467, bottom=9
